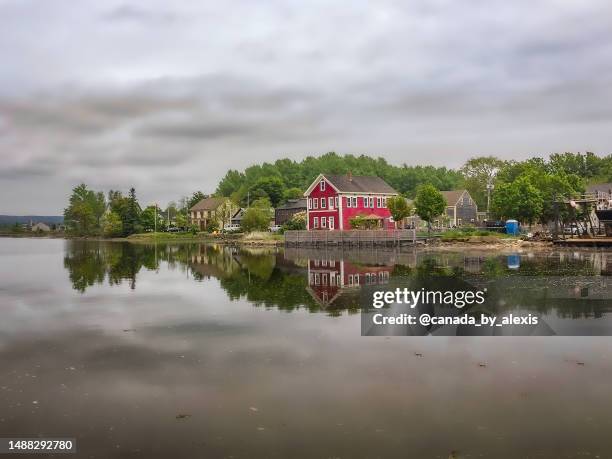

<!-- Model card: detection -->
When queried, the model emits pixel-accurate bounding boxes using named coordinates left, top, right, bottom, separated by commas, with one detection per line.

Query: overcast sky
left=1, top=0, right=611, bottom=214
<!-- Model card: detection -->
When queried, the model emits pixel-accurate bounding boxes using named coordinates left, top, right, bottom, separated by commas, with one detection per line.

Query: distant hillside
left=0, top=215, right=64, bottom=226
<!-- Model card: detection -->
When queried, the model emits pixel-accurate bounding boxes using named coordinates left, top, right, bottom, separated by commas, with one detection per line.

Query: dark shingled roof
left=277, top=198, right=307, bottom=210
left=325, top=175, right=397, bottom=194
left=440, top=190, right=467, bottom=206
left=190, top=197, right=227, bottom=212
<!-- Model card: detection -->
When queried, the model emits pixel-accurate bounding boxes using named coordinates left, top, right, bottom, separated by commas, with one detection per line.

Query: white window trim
left=307, top=198, right=312, bottom=210
left=321, top=198, right=326, bottom=208
left=329, top=216, right=334, bottom=229
left=313, top=216, right=319, bottom=228
left=320, top=179, right=326, bottom=191
left=313, top=198, right=318, bottom=209
left=321, top=216, right=327, bottom=228
left=328, top=197, right=334, bottom=208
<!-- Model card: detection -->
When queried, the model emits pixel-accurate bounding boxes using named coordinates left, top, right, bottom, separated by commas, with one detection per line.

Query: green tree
left=386, top=196, right=412, bottom=228
left=175, top=213, right=187, bottom=229
left=491, top=176, right=543, bottom=225
left=140, top=205, right=163, bottom=232
left=241, top=198, right=271, bottom=232
left=123, top=187, right=141, bottom=236
left=414, top=184, right=446, bottom=235
left=283, top=187, right=304, bottom=201
left=101, top=211, right=123, bottom=237
left=461, top=156, right=506, bottom=210
left=248, top=176, right=284, bottom=207
left=64, top=184, right=100, bottom=236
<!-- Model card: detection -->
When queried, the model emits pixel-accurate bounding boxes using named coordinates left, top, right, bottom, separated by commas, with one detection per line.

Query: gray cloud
left=0, top=0, right=611, bottom=213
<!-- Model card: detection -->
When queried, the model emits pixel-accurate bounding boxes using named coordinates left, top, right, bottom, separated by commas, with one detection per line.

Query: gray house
left=439, top=190, right=478, bottom=227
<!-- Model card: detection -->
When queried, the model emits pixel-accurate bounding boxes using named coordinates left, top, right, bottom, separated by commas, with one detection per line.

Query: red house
left=303, top=173, right=398, bottom=230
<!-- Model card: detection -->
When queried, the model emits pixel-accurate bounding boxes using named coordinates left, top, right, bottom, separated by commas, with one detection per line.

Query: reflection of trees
left=63, top=243, right=611, bottom=319
left=64, top=241, right=197, bottom=292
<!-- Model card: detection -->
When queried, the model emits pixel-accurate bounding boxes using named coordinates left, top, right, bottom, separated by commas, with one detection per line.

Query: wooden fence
left=284, top=229, right=417, bottom=246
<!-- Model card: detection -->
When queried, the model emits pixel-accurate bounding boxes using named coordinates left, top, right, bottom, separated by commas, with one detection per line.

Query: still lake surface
left=1, top=238, right=612, bottom=458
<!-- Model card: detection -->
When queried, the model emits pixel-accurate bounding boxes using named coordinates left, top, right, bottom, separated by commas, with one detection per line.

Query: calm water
left=1, top=238, right=612, bottom=458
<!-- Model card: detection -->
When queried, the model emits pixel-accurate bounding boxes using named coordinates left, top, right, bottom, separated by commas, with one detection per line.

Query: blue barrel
left=505, top=219, right=520, bottom=236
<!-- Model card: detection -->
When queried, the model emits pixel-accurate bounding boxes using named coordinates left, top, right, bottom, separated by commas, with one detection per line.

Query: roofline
left=304, top=174, right=398, bottom=196
left=303, top=174, right=341, bottom=196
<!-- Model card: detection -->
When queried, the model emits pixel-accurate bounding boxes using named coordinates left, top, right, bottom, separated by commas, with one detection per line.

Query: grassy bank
left=125, top=231, right=284, bottom=245
left=439, top=229, right=517, bottom=243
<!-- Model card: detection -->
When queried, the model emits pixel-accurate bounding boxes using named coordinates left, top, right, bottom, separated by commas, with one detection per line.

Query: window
left=369, top=197, right=374, bottom=208
left=329, top=216, right=334, bottom=229
left=328, top=197, right=334, bottom=208
left=363, top=196, right=369, bottom=208
left=308, top=198, right=312, bottom=209
left=313, top=217, right=319, bottom=228
left=352, top=196, right=358, bottom=207
left=348, top=275, right=354, bottom=286
left=315, top=273, right=320, bottom=285
left=354, top=274, right=360, bottom=285
left=320, top=179, right=326, bottom=191
left=334, top=197, right=339, bottom=207
left=322, top=274, right=328, bottom=286
left=321, top=198, right=326, bottom=208
left=330, top=275, right=336, bottom=286
left=377, top=197, right=382, bottom=208
left=313, top=198, right=318, bottom=209
left=321, top=216, right=327, bottom=228
left=346, top=197, right=351, bottom=208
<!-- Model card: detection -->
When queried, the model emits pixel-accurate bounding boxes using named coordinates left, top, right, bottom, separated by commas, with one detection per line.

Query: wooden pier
left=553, top=237, right=612, bottom=248
left=284, top=229, right=417, bottom=247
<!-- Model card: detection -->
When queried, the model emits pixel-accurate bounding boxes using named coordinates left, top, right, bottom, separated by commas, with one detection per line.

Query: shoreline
left=0, top=232, right=569, bottom=251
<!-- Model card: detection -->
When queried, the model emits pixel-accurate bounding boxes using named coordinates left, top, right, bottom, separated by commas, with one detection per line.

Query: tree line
left=65, top=151, right=612, bottom=236
left=63, top=185, right=210, bottom=236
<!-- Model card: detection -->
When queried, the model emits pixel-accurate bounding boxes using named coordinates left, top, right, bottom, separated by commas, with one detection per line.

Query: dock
left=553, top=238, right=612, bottom=248
left=284, top=229, right=418, bottom=247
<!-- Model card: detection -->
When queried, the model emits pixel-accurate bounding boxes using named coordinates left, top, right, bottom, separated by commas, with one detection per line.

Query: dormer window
left=320, top=179, right=326, bottom=191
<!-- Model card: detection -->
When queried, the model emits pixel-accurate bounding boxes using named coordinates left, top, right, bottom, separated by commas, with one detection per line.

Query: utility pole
left=154, top=203, right=157, bottom=234
left=486, top=180, right=494, bottom=217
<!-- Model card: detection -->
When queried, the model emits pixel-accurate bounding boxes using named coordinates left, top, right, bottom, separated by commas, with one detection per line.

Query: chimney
left=347, top=171, right=352, bottom=182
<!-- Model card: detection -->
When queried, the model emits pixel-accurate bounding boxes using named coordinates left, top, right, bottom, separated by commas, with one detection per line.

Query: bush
left=282, top=211, right=306, bottom=231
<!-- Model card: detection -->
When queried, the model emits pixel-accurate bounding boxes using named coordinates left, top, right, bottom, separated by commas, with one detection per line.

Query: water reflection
left=4, top=238, right=612, bottom=458
left=63, top=241, right=612, bottom=322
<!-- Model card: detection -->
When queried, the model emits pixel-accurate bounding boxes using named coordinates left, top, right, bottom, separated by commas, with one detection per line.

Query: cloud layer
left=1, top=0, right=611, bottom=213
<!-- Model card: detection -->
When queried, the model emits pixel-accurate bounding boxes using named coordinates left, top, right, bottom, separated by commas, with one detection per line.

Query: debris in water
left=414, top=353, right=423, bottom=357
left=176, top=414, right=192, bottom=420
left=576, top=362, right=585, bottom=366
left=257, top=427, right=265, bottom=431
left=249, top=407, right=259, bottom=412
left=479, top=363, right=487, bottom=367
left=448, top=450, right=461, bottom=459
left=123, top=329, right=135, bottom=332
